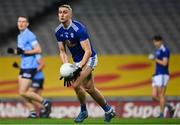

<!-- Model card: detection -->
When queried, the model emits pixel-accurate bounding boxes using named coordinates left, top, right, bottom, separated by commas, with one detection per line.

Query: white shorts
left=74, top=55, right=98, bottom=69
left=152, top=74, right=169, bottom=87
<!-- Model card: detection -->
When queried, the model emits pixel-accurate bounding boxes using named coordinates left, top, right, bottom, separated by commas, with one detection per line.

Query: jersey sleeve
left=29, top=32, right=38, bottom=46
left=163, top=49, right=170, bottom=59
left=77, top=27, right=89, bottom=42
left=35, top=54, right=42, bottom=60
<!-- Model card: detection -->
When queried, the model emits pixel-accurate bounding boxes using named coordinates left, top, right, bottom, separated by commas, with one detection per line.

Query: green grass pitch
left=0, top=118, right=180, bottom=124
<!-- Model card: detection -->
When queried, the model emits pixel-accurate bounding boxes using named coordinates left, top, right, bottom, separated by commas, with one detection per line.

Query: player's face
left=153, top=40, right=162, bottom=48
left=58, top=7, right=72, bottom=23
left=17, top=17, right=29, bottom=31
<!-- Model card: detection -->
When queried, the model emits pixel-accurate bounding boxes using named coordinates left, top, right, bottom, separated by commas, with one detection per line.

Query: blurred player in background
left=12, top=54, right=45, bottom=118
left=7, top=16, right=51, bottom=118
left=149, top=35, right=175, bottom=118
left=55, top=5, right=116, bottom=123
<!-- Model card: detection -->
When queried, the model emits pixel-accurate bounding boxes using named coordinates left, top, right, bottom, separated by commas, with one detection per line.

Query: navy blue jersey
left=55, top=20, right=96, bottom=62
left=154, top=45, right=170, bottom=75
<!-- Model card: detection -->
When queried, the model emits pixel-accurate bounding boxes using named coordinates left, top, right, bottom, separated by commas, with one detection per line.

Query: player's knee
left=85, top=87, right=94, bottom=94
left=86, top=73, right=92, bottom=81
left=73, top=83, right=80, bottom=91
left=73, top=85, right=81, bottom=93
left=152, top=94, right=158, bottom=101
left=19, top=90, right=28, bottom=97
left=159, top=94, right=164, bottom=99
left=19, top=91, right=26, bottom=97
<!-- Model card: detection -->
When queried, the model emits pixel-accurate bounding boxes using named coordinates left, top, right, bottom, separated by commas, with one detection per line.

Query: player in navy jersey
left=149, top=35, right=175, bottom=118
left=7, top=16, right=51, bottom=118
left=55, top=5, right=115, bottom=123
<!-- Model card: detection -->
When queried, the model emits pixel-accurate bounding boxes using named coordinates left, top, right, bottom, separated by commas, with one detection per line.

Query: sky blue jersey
left=33, top=54, right=44, bottom=80
left=17, top=28, right=39, bottom=69
left=55, top=20, right=96, bottom=62
left=154, top=44, right=170, bottom=75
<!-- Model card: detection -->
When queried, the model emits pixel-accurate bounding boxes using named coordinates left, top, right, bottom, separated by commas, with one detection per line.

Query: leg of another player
left=24, top=99, right=37, bottom=118
left=19, top=77, right=51, bottom=117
left=158, top=86, right=167, bottom=118
left=18, top=76, right=37, bottom=118
left=21, top=95, right=37, bottom=118
left=28, top=88, right=44, bottom=108
left=18, top=77, right=43, bottom=102
left=28, top=87, right=51, bottom=118
left=152, top=87, right=159, bottom=102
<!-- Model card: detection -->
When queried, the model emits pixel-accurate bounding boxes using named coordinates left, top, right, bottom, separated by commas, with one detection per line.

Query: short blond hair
left=59, top=4, right=72, bottom=12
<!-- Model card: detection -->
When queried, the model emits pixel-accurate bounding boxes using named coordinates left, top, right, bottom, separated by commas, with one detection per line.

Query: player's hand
left=16, top=47, right=24, bottom=55
left=7, top=48, right=15, bottom=54
left=72, top=66, right=82, bottom=80
left=12, top=62, right=19, bottom=68
left=60, top=76, right=73, bottom=87
left=148, top=53, right=155, bottom=60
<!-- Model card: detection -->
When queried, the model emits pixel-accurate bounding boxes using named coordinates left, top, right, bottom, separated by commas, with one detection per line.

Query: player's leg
left=73, top=55, right=114, bottom=122
left=26, top=87, right=43, bottom=118
left=20, top=95, right=37, bottom=118
left=82, top=72, right=108, bottom=107
left=159, top=75, right=175, bottom=118
left=72, top=69, right=89, bottom=123
left=19, top=70, right=51, bottom=117
left=18, top=76, right=37, bottom=118
left=29, top=79, right=44, bottom=109
left=29, top=88, right=43, bottom=107
left=30, top=78, right=51, bottom=118
left=152, top=86, right=159, bottom=101
left=73, top=67, right=115, bottom=122
left=24, top=99, right=37, bottom=118
left=152, top=75, right=174, bottom=118
left=74, top=86, right=86, bottom=109
left=82, top=69, right=115, bottom=122
left=19, top=77, right=44, bottom=102
left=152, top=75, right=160, bottom=102
left=152, top=75, right=164, bottom=117
left=157, top=86, right=166, bottom=118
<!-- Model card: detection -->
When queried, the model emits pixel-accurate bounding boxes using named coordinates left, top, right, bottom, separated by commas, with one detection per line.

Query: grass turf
left=0, top=118, right=180, bottom=124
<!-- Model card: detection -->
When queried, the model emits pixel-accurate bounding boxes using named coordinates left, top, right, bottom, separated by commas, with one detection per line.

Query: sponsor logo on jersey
left=65, top=40, right=76, bottom=47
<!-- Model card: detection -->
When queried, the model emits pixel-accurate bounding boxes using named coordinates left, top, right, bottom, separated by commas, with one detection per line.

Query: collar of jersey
left=159, top=44, right=165, bottom=50
left=62, top=20, right=72, bottom=30
left=20, top=28, right=28, bottom=35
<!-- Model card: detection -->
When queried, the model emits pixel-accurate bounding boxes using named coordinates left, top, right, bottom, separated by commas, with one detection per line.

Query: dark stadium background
left=0, top=0, right=180, bottom=119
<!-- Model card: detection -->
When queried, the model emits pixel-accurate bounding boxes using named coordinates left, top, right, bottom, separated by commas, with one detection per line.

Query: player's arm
left=37, top=58, right=45, bottom=71
left=23, top=43, right=42, bottom=55
left=58, top=42, right=72, bottom=86
left=155, top=58, right=168, bottom=66
left=155, top=50, right=169, bottom=66
left=58, top=42, right=68, bottom=63
left=7, top=43, right=41, bottom=55
left=79, top=39, right=92, bottom=68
